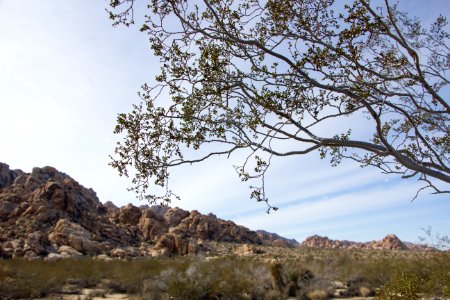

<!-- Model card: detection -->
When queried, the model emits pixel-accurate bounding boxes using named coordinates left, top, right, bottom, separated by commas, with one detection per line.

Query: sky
left=0, top=0, right=449, bottom=244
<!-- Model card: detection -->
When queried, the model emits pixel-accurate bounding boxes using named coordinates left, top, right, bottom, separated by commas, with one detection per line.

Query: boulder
left=45, top=253, right=65, bottom=261
left=234, top=244, right=259, bottom=256
left=41, top=181, right=75, bottom=213
left=112, top=204, right=142, bottom=226
left=164, top=207, right=190, bottom=227
left=110, top=247, right=142, bottom=258
left=0, top=199, right=19, bottom=221
left=1, top=239, right=24, bottom=258
left=59, top=245, right=83, bottom=257
left=48, top=219, right=99, bottom=254
left=139, top=209, right=167, bottom=241
left=0, top=163, right=22, bottom=189
left=95, top=254, right=113, bottom=261
left=154, top=233, right=199, bottom=256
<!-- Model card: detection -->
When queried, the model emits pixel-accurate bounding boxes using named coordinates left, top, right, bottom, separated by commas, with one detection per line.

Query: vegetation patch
left=0, top=247, right=449, bottom=299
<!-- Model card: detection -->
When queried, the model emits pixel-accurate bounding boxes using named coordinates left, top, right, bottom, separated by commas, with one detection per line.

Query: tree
left=108, top=0, right=449, bottom=211
left=418, top=226, right=450, bottom=250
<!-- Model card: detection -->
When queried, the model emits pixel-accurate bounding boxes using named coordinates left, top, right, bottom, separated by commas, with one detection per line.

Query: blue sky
left=0, top=0, right=449, bottom=243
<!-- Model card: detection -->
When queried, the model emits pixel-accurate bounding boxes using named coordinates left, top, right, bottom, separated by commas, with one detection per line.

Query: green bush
left=375, top=274, right=420, bottom=300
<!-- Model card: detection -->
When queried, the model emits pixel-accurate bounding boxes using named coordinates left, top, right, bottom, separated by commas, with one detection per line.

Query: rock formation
left=0, top=163, right=263, bottom=259
left=300, top=235, right=357, bottom=249
left=256, top=230, right=299, bottom=247
left=299, top=234, right=428, bottom=250
left=0, top=162, right=432, bottom=260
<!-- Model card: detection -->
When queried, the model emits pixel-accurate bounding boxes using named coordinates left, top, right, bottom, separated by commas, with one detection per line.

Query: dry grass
left=0, top=245, right=449, bottom=299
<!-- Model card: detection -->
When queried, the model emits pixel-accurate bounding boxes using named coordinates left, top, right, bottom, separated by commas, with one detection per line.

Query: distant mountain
left=300, top=234, right=433, bottom=251
left=256, top=230, right=299, bottom=247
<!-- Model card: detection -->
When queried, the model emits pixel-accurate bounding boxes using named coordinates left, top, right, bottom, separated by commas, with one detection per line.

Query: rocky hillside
left=256, top=230, right=299, bottom=247
left=300, top=234, right=431, bottom=250
left=0, top=162, right=271, bottom=259
left=0, top=162, right=433, bottom=260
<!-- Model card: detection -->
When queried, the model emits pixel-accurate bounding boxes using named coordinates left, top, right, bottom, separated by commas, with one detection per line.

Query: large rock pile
left=0, top=163, right=261, bottom=259
left=299, top=234, right=426, bottom=250
left=367, top=234, right=408, bottom=250
left=300, top=235, right=357, bottom=249
left=0, top=162, right=431, bottom=259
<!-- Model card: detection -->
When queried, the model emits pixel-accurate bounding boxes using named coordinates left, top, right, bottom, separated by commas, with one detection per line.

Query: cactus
left=269, top=259, right=284, bottom=291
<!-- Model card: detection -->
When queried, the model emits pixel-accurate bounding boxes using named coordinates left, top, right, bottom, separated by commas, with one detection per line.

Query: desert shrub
left=0, top=246, right=449, bottom=299
left=346, top=275, right=374, bottom=297
left=87, top=288, right=107, bottom=298
left=139, top=256, right=273, bottom=299
left=375, top=274, right=420, bottom=300
left=299, top=268, right=314, bottom=283
left=287, top=270, right=300, bottom=283
left=141, top=278, right=170, bottom=300
left=284, top=265, right=313, bottom=283
left=164, top=264, right=211, bottom=299
left=0, top=259, right=65, bottom=298
left=265, top=289, right=283, bottom=300
left=203, top=257, right=271, bottom=299
left=107, top=261, right=149, bottom=293
left=60, top=258, right=107, bottom=288
left=443, top=282, right=450, bottom=298
left=285, top=282, right=298, bottom=297
left=416, top=252, right=450, bottom=298
left=104, top=256, right=193, bottom=294
left=284, top=270, right=300, bottom=297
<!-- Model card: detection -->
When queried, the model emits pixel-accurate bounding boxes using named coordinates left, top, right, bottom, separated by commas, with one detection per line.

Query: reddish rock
left=164, top=207, right=190, bottom=227
left=299, top=234, right=410, bottom=250
left=48, top=219, right=99, bottom=254
left=59, top=245, right=82, bottom=257
left=139, top=209, right=167, bottom=241
left=272, top=239, right=293, bottom=248
left=111, top=204, right=142, bottom=226
left=154, top=233, right=198, bottom=255
left=369, top=234, right=407, bottom=250
left=234, top=244, right=259, bottom=256
left=257, top=230, right=298, bottom=247
left=0, top=162, right=270, bottom=258
left=5, top=162, right=420, bottom=259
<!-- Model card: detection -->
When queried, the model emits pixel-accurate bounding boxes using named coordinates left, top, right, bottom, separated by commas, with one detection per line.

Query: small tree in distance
left=108, top=0, right=449, bottom=211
